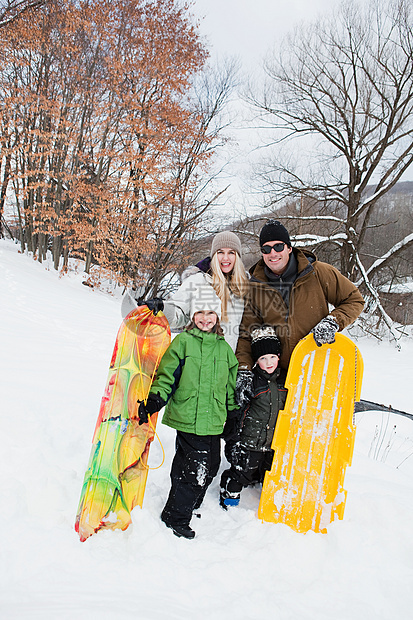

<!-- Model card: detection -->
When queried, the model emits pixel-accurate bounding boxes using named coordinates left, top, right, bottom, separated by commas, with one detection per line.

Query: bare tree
left=249, top=0, right=413, bottom=339
left=138, top=59, right=239, bottom=297
left=0, top=0, right=47, bottom=238
left=0, top=0, right=45, bottom=28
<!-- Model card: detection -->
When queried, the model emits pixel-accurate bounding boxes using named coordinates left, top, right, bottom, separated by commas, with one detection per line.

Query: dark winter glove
left=235, top=370, right=254, bottom=408
left=311, top=316, right=339, bottom=347
left=137, top=394, right=165, bottom=425
left=227, top=407, right=242, bottom=421
left=222, top=409, right=242, bottom=442
left=137, top=297, right=164, bottom=316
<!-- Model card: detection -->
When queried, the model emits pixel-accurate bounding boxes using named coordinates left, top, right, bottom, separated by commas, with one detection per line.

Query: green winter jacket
left=149, top=327, right=239, bottom=436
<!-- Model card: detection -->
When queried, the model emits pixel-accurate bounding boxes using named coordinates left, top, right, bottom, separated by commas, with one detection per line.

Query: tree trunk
left=53, top=235, right=62, bottom=270
left=0, top=151, right=11, bottom=238
left=85, top=241, right=93, bottom=273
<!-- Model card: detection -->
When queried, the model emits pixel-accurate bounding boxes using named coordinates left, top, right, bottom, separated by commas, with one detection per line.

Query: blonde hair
left=210, top=252, right=249, bottom=322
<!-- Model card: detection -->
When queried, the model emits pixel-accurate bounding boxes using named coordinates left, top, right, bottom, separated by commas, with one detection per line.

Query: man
left=235, top=220, right=364, bottom=402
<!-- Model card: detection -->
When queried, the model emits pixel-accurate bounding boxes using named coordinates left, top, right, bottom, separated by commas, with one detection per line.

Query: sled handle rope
left=143, top=415, right=166, bottom=470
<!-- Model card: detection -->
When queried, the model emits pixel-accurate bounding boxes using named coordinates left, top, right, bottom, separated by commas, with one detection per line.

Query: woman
left=123, top=231, right=249, bottom=352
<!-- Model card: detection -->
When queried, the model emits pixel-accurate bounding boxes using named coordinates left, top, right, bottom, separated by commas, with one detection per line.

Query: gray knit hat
left=211, top=231, right=242, bottom=257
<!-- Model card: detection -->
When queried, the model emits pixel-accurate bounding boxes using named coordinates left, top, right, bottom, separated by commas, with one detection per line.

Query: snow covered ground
left=1, top=238, right=413, bottom=620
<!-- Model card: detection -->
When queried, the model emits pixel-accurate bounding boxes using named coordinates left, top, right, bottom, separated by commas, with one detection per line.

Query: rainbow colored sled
left=258, top=333, right=363, bottom=533
left=75, top=306, right=170, bottom=541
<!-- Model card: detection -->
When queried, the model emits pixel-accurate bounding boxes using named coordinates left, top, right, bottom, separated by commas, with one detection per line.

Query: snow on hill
left=1, top=238, right=413, bottom=620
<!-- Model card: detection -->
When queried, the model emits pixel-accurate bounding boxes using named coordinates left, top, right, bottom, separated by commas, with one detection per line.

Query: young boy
left=219, top=325, right=287, bottom=509
left=138, top=291, right=239, bottom=539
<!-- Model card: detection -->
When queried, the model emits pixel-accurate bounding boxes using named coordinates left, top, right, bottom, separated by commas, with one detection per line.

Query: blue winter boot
left=219, top=489, right=240, bottom=510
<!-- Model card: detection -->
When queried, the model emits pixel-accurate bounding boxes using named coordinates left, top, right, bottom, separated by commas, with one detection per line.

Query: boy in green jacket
left=138, top=290, right=239, bottom=539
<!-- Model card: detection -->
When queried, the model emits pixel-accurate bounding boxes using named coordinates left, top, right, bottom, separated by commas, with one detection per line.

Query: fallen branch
left=355, top=399, right=413, bottom=422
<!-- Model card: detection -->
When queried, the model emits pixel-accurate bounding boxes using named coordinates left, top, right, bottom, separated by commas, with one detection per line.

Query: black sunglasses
left=261, top=243, right=286, bottom=254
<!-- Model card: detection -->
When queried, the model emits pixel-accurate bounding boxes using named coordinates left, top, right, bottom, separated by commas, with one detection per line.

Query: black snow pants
left=220, top=446, right=274, bottom=496
left=161, top=431, right=221, bottom=526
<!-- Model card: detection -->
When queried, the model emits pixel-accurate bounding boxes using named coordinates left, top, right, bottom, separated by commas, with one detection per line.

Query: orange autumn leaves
left=0, top=0, right=213, bottom=286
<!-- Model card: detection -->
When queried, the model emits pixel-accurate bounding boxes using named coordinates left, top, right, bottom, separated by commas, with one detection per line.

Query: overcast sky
left=191, top=0, right=347, bottom=71
left=188, top=1, right=413, bottom=211
left=190, top=1, right=352, bottom=213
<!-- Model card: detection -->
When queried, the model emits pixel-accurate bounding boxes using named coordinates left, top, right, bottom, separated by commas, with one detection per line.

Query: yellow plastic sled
left=258, top=333, right=363, bottom=533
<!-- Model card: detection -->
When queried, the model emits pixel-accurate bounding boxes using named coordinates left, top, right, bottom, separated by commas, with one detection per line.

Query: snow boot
left=219, top=471, right=242, bottom=510
left=166, top=523, right=195, bottom=539
left=219, top=489, right=240, bottom=510
left=161, top=516, right=195, bottom=539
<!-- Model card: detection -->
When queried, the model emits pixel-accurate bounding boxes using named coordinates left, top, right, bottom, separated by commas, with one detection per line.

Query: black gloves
left=137, top=394, right=165, bottom=425
left=235, top=370, right=254, bottom=408
left=137, top=297, right=164, bottom=315
left=227, top=407, right=242, bottom=421
left=222, top=409, right=242, bottom=441
left=311, top=316, right=339, bottom=347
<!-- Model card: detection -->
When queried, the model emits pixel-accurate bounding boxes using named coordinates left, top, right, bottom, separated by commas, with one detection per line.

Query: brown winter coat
left=236, top=248, right=364, bottom=371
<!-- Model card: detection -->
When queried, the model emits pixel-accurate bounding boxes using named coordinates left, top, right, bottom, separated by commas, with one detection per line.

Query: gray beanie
left=211, top=231, right=242, bottom=257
